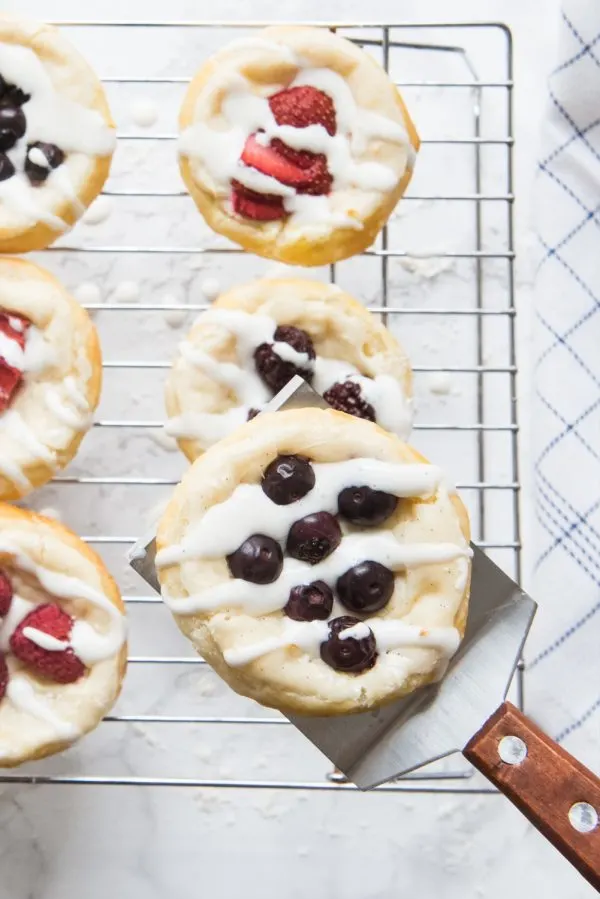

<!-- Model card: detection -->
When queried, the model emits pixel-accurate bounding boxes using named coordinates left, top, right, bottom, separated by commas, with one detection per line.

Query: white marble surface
left=2, top=1, right=597, bottom=898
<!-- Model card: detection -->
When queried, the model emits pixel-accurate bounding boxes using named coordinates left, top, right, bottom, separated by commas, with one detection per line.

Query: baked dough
left=0, top=14, right=115, bottom=253
left=178, top=26, right=419, bottom=266
left=0, top=504, right=127, bottom=766
left=0, top=257, right=102, bottom=501
left=156, top=408, right=471, bottom=716
left=165, top=277, right=413, bottom=462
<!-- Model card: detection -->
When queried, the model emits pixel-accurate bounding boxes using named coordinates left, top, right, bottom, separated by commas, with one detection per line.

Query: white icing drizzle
left=223, top=619, right=460, bottom=668
left=157, top=459, right=441, bottom=565
left=0, top=43, right=115, bottom=230
left=0, top=410, right=56, bottom=463
left=179, top=57, right=409, bottom=232
left=22, top=626, right=67, bottom=651
left=0, top=594, right=35, bottom=652
left=0, top=328, right=24, bottom=369
left=0, top=452, right=32, bottom=490
left=43, top=381, right=90, bottom=430
left=6, top=677, right=79, bottom=740
left=168, top=308, right=412, bottom=446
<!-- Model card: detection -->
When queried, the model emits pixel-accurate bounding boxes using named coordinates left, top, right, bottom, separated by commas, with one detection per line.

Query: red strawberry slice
left=231, top=181, right=286, bottom=222
left=10, top=603, right=86, bottom=684
left=269, top=86, right=337, bottom=136
left=0, top=361, right=22, bottom=413
left=0, top=312, right=30, bottom=350
left=0, top=571, right=12, bottom=617
left=241, top=135, right=308, bottom=187
left=0, top=653, right=8, bottom=701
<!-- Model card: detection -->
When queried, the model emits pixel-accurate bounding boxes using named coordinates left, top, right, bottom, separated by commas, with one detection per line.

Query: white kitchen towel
left=531, top=0, right=600, bottom=771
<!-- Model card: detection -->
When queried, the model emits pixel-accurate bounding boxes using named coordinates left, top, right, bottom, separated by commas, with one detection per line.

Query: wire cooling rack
left=0, top=20, right=520, bottom=793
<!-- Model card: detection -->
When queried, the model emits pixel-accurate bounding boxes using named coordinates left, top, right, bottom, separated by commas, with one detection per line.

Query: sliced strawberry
left=0, top=361, right=22, bottom=412
left=231, top=181, right=286, bottom=222
left=0, top=653, right=8, bottom=701
left=0, top=571, right=12, bottom=618
left=269, top=86, right=337, bottom=136
left=241, top=135, right=308, bottom=187
left=0, top=312, right=30, bottom=350
left=10, top=603, right=86, bottom=684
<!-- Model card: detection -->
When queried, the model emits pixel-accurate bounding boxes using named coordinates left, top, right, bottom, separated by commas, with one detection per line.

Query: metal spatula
left=129, top=379, right=600, bottom=890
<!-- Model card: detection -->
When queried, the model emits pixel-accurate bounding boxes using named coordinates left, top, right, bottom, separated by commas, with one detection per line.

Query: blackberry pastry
left=156, top=408, right=471, bottom=716
left=0, top=257, right=102, bottom=501
left=178, top=26, right=419, bottom=265
left=165, top=277, right=413, bottom=460
left=0, top=504, right=126, bottom=766
left=0, top=14, right=115, bottom=252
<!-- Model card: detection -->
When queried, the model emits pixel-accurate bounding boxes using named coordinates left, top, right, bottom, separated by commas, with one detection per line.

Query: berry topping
left=247, top=408, right=261, bottom=421
left=0, top=653, right=8, bottom=701
left=0, top=362, right=23, bottom=412
left=254, top=324, right=316, bottom=394
left=0, top=76, right=30, bottom=107
left=323, top=381, right=376, bottom=422
left=241, top=135, right=310, bottom=187
left=0, top=152, right=15, bottom=182
left=0, top=311, right=29, bottom=349
left=320, top=616, right=377, bottom=673
left=231, top=181, right=286, bottom=221
left=284, top=580, right=334, bottom=622
left=25, top=142, right=65, bottom=185
left=227, top=535, right=283, bottom=584
left=269, top=86, right=337, bottom=137
left=336, top=561, right=395, bottom=615
left=286, top=511, right=342, bottom=564
left=0, top=571, right=13, bottom=617
left=10, top=603, right=86, bottom=684
left=338, top=486, right=398, bottom=527
left=262, top=454, right=316, bottom=505
left=0, top=105, right=26, bottom=152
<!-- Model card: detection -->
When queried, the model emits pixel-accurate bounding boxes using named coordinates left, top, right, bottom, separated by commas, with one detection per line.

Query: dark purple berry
left=262, top=454, right=315, bottom=505
left=254, top=324, right=315, bottom=394
left=226, top=534, right=283, bottom=584
left=0, top=153, right=15, bottom=181
left=338, top=486, right=398, bottom=527
left=286, top=512, right=341, bottom=564
left=0, top=76, right=30, bottom=107
left=323, top=381, right=375, bottom=422
left=336, top=561, right=395, bottom=614
left=25, top=142, right=65, bottom=185
left=284, top=580, right=333, bottom=621
left=320, top=615, right=377, bottom=673
left=0, top=106, right=26, bottom=152
left=247, top=408, right=260, bottom=421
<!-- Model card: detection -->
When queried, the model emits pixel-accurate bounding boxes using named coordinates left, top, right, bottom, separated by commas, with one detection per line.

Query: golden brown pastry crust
left=179, top=26, right=419, bottom=266
left=0, top=14, right=115, bottom=252
left=157, top=408, right=471, bottom=716
left=0, top=257, right=102, bottom=501
left=0, top=503, right=126, bottom=767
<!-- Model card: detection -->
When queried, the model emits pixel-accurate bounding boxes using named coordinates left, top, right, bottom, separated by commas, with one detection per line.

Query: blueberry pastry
left=0, top=257, right=102, bottom=500
left=178, top=26, right=419, bottom=266
left=156, top=408, right=471, bottom=716
left=165, top=277, right=413, bottom=460
left=0, top=504, right=127, bottom=766
left=0, top=14, right=115, bottom=252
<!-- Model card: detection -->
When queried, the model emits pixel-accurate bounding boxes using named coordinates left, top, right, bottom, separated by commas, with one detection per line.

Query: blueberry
left=323, top=381, right=375, bottom=422
left=0, top=76, right=30, bottom=107
left=320, top=615, right=377, bottom=673
left=336, top=561, right=395, bottom=614
left=337, top=486, right=398, bottom=527
left=0, top=153, right=15, bottom=181
left=254, top=324, right=315, bottom=394
left=284, top=580, right=333, bottom=621
left=286, top=512, right=341, bottom=564
left=261, top=454, right=315, bottom=505
left=0, top=106, right=26, bottom=152
left=25, top=142, right=65, bottom=185
left=226, top=534, right=283, bottom=584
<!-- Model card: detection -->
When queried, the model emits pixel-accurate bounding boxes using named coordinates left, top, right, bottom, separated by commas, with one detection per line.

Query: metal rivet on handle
left=568, top=802, right=599, bottom=834
left=498, top=735, right=528, bottom=765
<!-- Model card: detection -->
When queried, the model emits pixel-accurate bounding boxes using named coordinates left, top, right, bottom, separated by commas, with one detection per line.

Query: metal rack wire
left=0, top=20, right=520, bottom=793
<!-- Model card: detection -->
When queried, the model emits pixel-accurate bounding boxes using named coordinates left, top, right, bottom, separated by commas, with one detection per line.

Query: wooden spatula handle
left=464, top=701, right=600, bottom=891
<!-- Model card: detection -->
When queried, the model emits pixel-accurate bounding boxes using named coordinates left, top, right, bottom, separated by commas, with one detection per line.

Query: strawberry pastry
left=0, top=256, right=102, bottom=501
left=0, top=504, right=126, bottom=766
left=178, top=26, right=419, bottom=266
left=164, top=277, right=413, bottom=461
